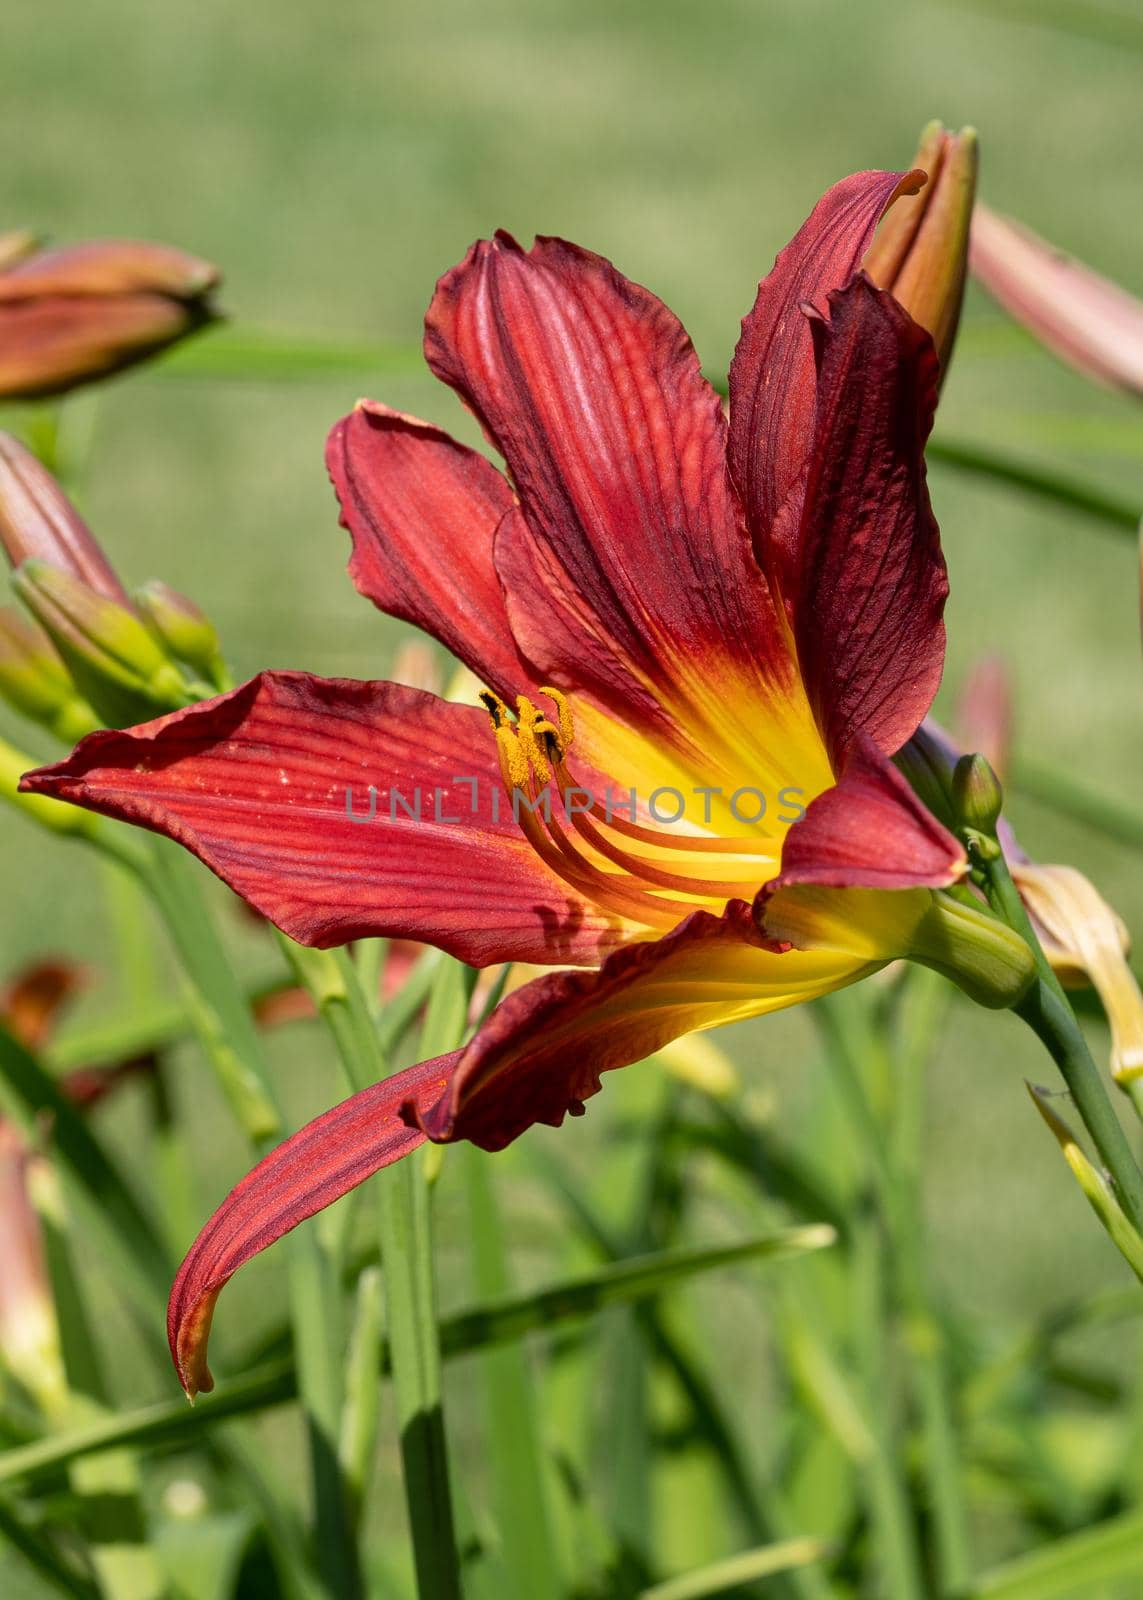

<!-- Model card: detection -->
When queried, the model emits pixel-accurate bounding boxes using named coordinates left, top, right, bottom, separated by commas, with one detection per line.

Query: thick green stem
left=977, top=844, right=1143, bottom=1232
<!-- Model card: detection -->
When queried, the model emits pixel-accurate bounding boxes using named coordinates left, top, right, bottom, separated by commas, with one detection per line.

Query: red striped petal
left=424, top=232, right=797, bottom=757
left=168, top=1052, right=454, bottom=1397
left=790, top=277, right=946, bottom=762
left=729, top=168, right=922, bottom=568
left=326, top=401, right=528, bottom=699
left=20, top=673, right=628, bottom=967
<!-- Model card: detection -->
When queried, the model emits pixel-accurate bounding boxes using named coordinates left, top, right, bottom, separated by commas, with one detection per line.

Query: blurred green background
left=2, top=0, right=1142, bottom=1591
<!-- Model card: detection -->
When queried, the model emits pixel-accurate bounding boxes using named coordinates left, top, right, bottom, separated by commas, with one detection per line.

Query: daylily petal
left=425, top=232, right=814, bottom=789
left=728, top=167, right=922, bottom=560
left=168, top=1051, right=452, bottom=1397
left=326, top=401, right=528, bottom=699
left=20, top=672, right=630, bottom=966
left=970, top=203, right=1143, bottom=398
left=171, top=905, right=867, bottom=1396
left=790, top=276, right=946, bottom=761
left=764, top=734, right=966, bottom=895
left=408, top=902, right=868, bottom=1150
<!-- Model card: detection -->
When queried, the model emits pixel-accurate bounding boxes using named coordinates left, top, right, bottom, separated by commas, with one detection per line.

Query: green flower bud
left=134, top=580, right=224, bottom=682
left=952, top=752, right=1004, bottom=835
left=13, top=559, right=191, bottom=727
left=0, top=608, right=99, bottom=742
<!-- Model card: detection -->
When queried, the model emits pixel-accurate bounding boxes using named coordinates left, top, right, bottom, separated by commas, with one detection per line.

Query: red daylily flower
left=23, top=167, right=1035, bottom=1396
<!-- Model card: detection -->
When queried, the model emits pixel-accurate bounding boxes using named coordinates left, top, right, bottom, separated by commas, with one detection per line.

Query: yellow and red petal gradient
left=21, top=673, right=634, bottom=967
left=764, top=734, right=966, bottom=898
left=326, top=401, right=529, bottom=703
left=167, top=902, right=874, bottom=1396
left=728, top=167, right=922, bottom=559
left=784, top=278, right=946, bottom=764
left=424, top=231, right=815, bottom=789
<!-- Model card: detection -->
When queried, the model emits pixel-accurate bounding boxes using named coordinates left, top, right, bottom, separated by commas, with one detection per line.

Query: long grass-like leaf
left=962, top=1505, right=1143, bottom=1598
left=0, top=1228, right=833, bottom=1487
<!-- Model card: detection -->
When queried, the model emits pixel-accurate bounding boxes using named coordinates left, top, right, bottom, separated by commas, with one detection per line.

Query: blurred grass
left=1, top=0, right=1142, bottom=1592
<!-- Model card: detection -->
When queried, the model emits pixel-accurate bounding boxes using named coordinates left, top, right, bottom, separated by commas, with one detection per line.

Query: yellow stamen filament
left=481, top=686, right=780, bottom=930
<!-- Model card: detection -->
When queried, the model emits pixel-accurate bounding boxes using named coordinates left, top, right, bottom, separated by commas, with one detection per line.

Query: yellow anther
left=494, top=724, right=530, bottom=791
left=514, top=695, right=554, bottom=784
left=539, top=686, right=575, bottom=755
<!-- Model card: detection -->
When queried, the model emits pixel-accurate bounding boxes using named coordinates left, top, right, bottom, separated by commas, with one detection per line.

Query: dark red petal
left=424, top=233, right=796, bottom=755
left=791, top=277, right=946, bottom=762
left=20, top=673, right=626, bottom=967
left=168, top=1052, right=454, bottom=1396
left=408, top=902, right=787, bottom=1152
left=764, top=734, right=965, bottom=898
left=729, top=168, right=922, bottom=566
left=326, top=402, right=528, bottom=699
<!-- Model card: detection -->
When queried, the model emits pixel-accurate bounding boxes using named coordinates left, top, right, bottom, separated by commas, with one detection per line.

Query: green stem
left=977, top=844, right=1143, bottom=1231
left=280, top=941, right=462, bottom=1600
left=890, top=971, right=972, bottom=1594
left=133, top=846, right=361, bottom=1600
left=852, top=1206, right=925, bottom=1600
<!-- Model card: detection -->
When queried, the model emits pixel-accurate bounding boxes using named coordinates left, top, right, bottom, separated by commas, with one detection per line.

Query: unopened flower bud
left=952, top=752, right=1004, bottom=835
left=0, top=433, right=128, bottom=602
left=134, top=580, right=224, bottom=683
left=13, top=560, right=190, bottom=726
left=893, top=721, right=959, bottom=829
left=0, top=607, right=98, bottom=742
left=0, top=237, right=221, bottom=400
left=866, top=121, right=978, bottom=377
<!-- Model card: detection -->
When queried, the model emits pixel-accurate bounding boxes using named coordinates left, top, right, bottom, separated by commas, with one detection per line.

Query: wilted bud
left=1013, top=862, right=1143, bottom=1086
left=0, top=960, right=85, bottom=1052
left=971, top=203, right=1143, bottom=399
left=0, top=237, right=221, bottom=400
left=0, top=433, right=128, bottom=602
left=13, top=560, right=190, bottom=726
left=134, top=580, right=224, bottom=683
left=866, top=121, right=978, bottom=377
left=0, top=608, right=99, bottom=742
left=952, top=752, right=1004, bottom=835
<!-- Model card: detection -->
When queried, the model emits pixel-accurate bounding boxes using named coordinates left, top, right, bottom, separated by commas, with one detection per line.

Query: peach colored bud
left=971, top=203, right=1143, bottom=398
left=0, top=235, right=220, bottom=399
left=866, top=121, right=978, bottom=377
left=0, top=239, right=218, bottom=302
left=0, top=433, right=129, bottom=602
